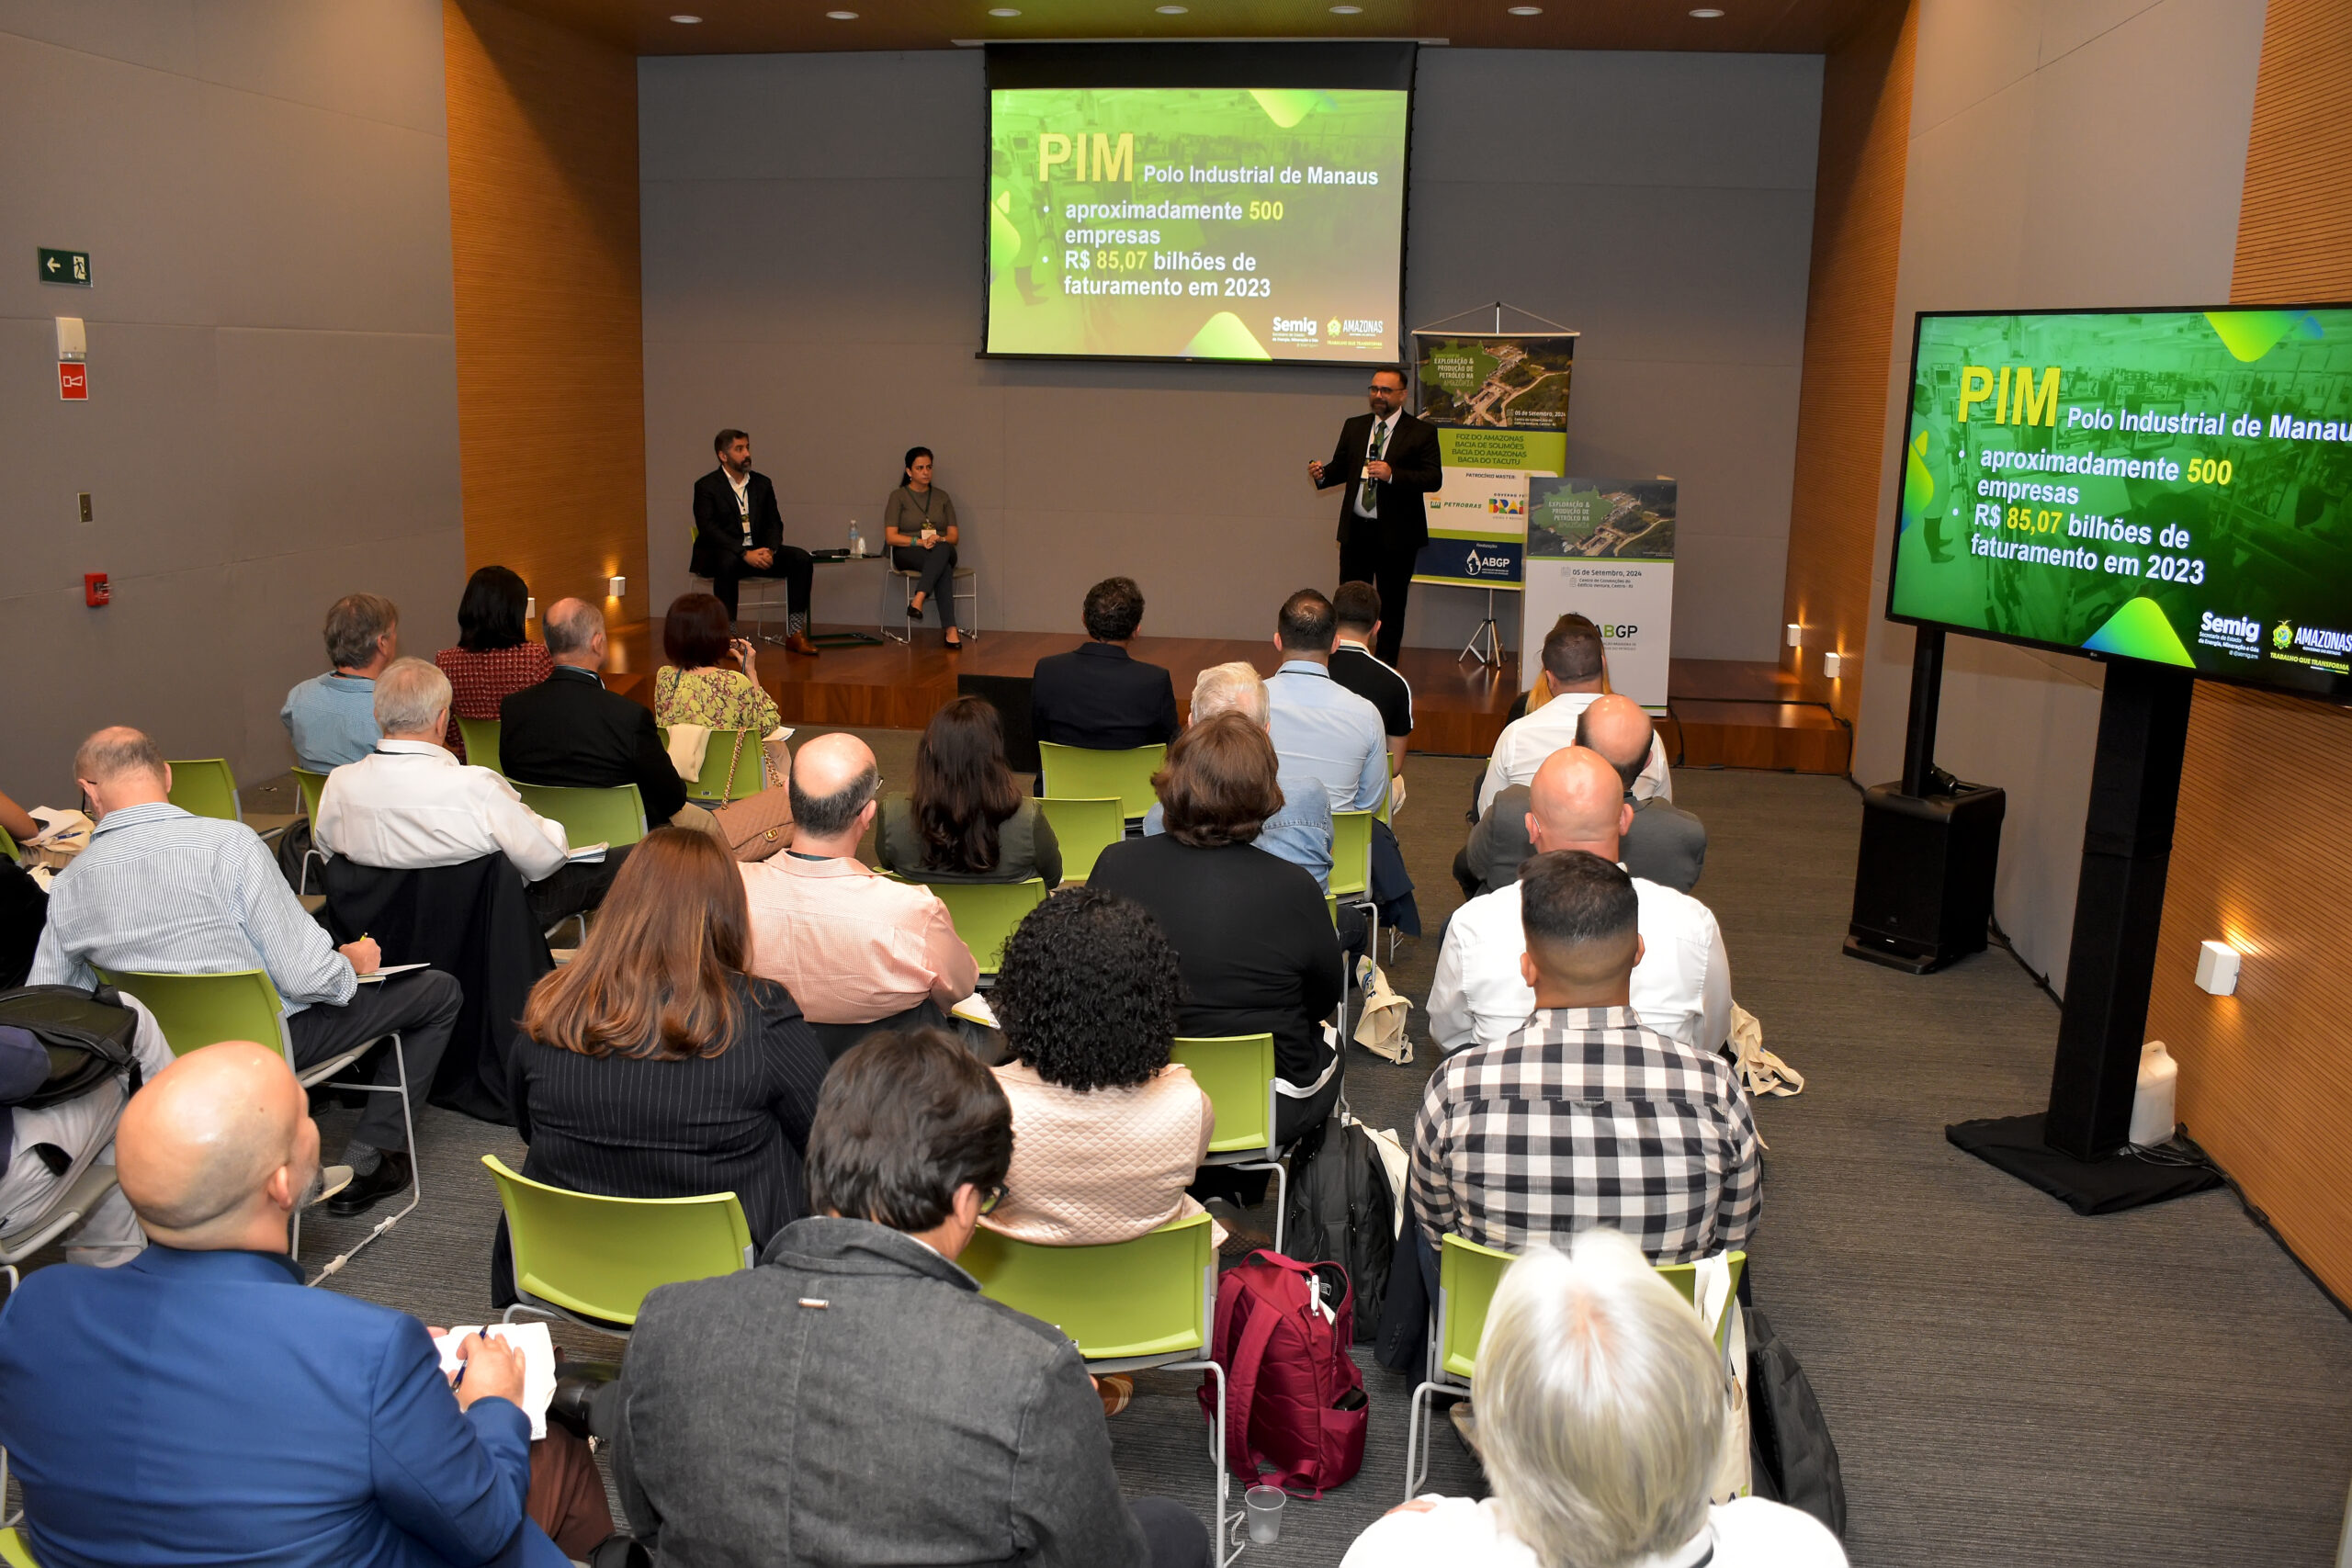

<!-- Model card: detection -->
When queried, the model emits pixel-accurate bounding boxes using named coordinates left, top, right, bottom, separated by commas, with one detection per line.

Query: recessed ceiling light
left=1689, top=6, right=1724, bottom=13
left=989, top=5, right=1020, bottom=12
left=1330, top=3, right=1362, bottom=10
left=826, top=8, right=858, bottom=17
left=1156, top=4, right=1188, bottom=11
left=668, top=12, right=700, bottom=20
left=1507, top=5, right=1542, bottom=13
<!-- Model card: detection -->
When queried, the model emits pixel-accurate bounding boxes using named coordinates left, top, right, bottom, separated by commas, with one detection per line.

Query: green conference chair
left=932, top=878, right=1047, bottom=981
left=0, top=829, right=17, bottom=863
left=1037, top=742, right=1165, bottom=821
left=512, top=782, right=648, bottom=850
left=960, top=1213, right=1233, bottom=1551
left=660, top=727, right=765, bottom=806
left=483, top=1155, right=754, bottom=1337
left=1169, top=1034, right=1289, bottom=1253
left=96, top=966, right=419, bottom=1276
left=455, top=716, right=503, bottom=775
left=0, top=1526, right=38, bottom=1568
left=1035, top=795, right=1123, bottom=883
left=289, top=767, right=333, bottom=895
left=164, top=759, right=243, bottom=824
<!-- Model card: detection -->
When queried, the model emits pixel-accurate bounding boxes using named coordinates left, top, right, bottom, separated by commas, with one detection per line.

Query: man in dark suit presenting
left=693, top=428, right=819, bottom=657
left=1308, top=366, right=1442, bottom=666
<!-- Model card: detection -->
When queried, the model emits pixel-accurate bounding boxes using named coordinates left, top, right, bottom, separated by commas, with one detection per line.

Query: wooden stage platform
left=604, top=624, right=1850, bottom=773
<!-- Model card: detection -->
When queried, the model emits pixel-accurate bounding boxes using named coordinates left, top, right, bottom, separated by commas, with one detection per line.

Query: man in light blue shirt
left=281, top=592, right=400, bottom=770
left=1264, top=589, right=1389, bottom=814
left=1143, top=662, right=1333, bottom=889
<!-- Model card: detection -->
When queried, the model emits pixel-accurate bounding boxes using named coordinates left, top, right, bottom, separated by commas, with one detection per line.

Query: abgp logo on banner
left=1599, top=623, right=1639, bottom=640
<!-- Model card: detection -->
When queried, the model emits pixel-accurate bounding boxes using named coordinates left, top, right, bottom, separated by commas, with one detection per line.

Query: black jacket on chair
left=1029, top=644, right=1181, bottom=753
left=500, top=667, right=686, bottom=828
left=690, top=468, right=783, bottom=579
left=1317, top=410, right=1443, bottom=557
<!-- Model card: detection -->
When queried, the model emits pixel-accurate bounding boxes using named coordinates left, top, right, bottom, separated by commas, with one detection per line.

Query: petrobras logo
left=1462, top=544, right=1514, bottom=578
left=2196, top=611, right=2262, bottom=659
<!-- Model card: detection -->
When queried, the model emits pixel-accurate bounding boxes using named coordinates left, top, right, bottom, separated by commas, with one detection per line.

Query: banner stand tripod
left=1459, top=587, right=1502, bottom=667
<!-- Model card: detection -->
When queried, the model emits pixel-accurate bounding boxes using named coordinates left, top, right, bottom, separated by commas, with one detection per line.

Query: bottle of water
left=848, top=520, right=863, bottom=558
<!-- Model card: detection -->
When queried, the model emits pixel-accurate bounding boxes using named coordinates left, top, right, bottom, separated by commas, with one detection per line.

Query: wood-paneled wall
left=2144, top=0, right=2352, bottom=1304
left=443, top=0, right=647, bottom=624
left=1777, top=0, right=1917, bottom=724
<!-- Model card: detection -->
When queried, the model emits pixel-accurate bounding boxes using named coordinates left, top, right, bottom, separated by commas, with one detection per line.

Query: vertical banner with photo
left=1408, top=333, right=1578, bottom=587
left=1521, top=479, right=1678, bottom=711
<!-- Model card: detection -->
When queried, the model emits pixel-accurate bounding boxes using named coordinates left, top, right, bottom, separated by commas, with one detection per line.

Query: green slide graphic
left=987, top=85, right=1408, bottom=362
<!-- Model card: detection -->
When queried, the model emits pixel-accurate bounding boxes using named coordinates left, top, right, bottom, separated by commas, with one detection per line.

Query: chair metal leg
left=1406, top=1379, right=1440, bottom=1499
left=1187, top=1357, right=1239, bottom=1566
left=304, top=1034, right=420, bottom=1286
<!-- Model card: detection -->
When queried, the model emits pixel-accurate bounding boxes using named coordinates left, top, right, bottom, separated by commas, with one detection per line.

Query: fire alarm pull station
left=85, top=572, right=110, bottom=607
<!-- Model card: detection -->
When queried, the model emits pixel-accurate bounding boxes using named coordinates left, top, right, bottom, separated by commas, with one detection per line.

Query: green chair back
left=93, top=968, right=289, bottom=1058
left=960, top=1212, right=1216, bottom=1362
left=1035, top=795, right=1123, bottom=883
left=512, top=782, right=648, bottom=849
left=1377, top=776, right=1396, bottom=825
left=1331, top=808, right=1374, bottom=899
left=1436, top=1235, right=1748, bottom=1381
left=1037, top=742, right=1165, bottom=820
left=456, top=716, right=503, bottom=775
left=164, top=759, right=242, bottom=823
left=0, top=1526, right=40, bottom=1568
left=661, top=727, right=764, bottom=805
left=1169, top=1034, right=1277, bottom=1157
left=482, top=1155, right=753, bottom=1327
left=0, top=829, right=18, bottom=863
left=291, top=767, right=331, bottom=825
left=932, top=878, right=1047, bottom=976
left=1326, top=892, right=1340, bottom=928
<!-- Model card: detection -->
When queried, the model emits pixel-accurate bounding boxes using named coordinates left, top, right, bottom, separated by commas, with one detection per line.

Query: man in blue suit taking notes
left=0, top=1042, right=568, bottom=1568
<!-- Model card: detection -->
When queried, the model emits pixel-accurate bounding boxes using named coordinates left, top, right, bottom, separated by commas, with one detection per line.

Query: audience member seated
left=315, top=658, right=624, bottom=931
left=1030, top=576, right=1181, bottom=752
left=1264, top=588, right=1388, bottom=813
left=1341, top=1230, right=1844, bottom=1568
left=1414, top=851, right=1758, bottom=1267
left=1143, top=662, right=1333, bottom=889
left=652, top=591, right=786, bottom=739
left=0, top=1042, right=599, bottom=1566
left=435, top=565, right=552, bottom=765
left=282, top=592, right=400, bottom=771
left=31, top=727, right=456, bottom=1218
left=0, top=992, right=175, bottom=1265
left=1476, top=613, right=1671, bottom=817
left=612, top=1029, right=1210, bottom=1568
left=741, top=733, right=978, bottom=1058
left=499, top=829, right=828, bottom=1303
left=501, top=598, right=713, bottom=839
left=877, top=696, right=1062, bottom=886
left=1432, top=747, right=1730, bottom=1056
left=0, top=788, right=44, bottom=988
left=1329, top=580, right=1412, bottom=793
left=1091, top=715, right=1343, bottom=1144
left=1456, top=693, right=1708, bottom=898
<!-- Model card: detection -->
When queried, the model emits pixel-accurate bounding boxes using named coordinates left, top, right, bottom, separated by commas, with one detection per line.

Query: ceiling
left=497, top=0, right=1898, bottom=56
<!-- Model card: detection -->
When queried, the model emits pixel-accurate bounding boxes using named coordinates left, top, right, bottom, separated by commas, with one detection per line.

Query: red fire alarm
left=84, top=572, right=109, bottom=607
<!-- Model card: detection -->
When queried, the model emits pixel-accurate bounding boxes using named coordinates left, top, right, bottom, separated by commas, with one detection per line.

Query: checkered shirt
left=1410, top=1005, right=1761, bottom=1264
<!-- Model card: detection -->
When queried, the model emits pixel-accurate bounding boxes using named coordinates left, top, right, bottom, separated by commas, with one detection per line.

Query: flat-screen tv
left=983, top=43, right=1413, bottom=366
left=1886, top=305, right=2352, bottom=701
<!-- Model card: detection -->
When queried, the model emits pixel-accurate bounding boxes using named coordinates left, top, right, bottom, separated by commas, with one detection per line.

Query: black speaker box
left=1845, top=780, right=2006, bottom=973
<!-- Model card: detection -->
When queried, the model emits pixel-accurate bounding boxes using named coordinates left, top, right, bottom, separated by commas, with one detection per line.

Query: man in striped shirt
left=1410, top=849, right=1759, bottom=1267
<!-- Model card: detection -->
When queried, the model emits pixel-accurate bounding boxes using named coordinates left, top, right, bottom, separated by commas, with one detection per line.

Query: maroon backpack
left=1196, top=1250, right=1368, bottom=1496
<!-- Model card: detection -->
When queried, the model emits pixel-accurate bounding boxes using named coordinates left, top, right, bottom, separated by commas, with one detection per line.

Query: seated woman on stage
left=884, top=446, right=962, bottom=649
left=495, top=828, right=830, bottom=1307
left=877, top=696, right=1061, bottom=886
left=434, top=564, right=550, bottom=764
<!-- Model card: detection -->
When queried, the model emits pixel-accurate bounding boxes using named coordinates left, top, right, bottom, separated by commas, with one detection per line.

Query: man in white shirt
left=1431, top=745, right=1730, bottom=1056
left=1476, top=613, right=1671, bottom=818
left=1264, top=589, right=1390, bottom=813
left=314, top=659, right=625, bottom=928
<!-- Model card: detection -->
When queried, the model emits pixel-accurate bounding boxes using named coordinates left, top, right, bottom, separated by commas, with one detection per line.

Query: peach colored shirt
left=981, top=1060, right=1216, bottom=1247
left=739, top=854, right=978, bottom=1024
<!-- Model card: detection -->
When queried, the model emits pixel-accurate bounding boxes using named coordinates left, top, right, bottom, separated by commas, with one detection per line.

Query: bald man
left=498, top=598, right=707, bottom=837
left=1456, top=694, right=1708, bottom=897
left=0, top=1043, right=572, bottom=1567
left=738, top=733, right=978, bottom=1059
left=1429, top=745, right=1731, bottom=1056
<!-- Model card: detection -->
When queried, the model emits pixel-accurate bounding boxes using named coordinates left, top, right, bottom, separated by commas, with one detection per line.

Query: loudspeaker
left=1845, top=780, right=2006, bottom=973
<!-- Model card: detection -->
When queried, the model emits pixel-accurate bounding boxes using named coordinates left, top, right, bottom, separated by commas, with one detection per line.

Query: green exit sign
left=39, top=248, right=91, bottom=287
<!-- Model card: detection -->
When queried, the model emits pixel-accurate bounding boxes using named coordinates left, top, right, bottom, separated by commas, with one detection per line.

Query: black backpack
left=1745, top=1307, right=1849, bottom=1539
left=1281, top=1113, right=1395, bottom=1340
left=0, top=984, right=146, bottom=1110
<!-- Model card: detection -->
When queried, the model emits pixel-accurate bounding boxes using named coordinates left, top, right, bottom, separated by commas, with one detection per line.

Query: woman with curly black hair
left=978, top=886, right=1215, bottom=1251
left=876, top=696, right=1061, bottom=885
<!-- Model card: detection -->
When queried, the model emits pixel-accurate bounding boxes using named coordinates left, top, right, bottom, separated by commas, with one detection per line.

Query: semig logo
left=1272, top=316, right=1317, bottom=336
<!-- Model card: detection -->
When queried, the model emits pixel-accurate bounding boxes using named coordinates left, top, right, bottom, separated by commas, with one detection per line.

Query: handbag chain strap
left=719, top=727, right=748, bottom=808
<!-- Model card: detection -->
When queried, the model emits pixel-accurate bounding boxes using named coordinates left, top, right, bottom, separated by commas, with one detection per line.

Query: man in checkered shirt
left=1411, top=848, right=1759, bottom=1266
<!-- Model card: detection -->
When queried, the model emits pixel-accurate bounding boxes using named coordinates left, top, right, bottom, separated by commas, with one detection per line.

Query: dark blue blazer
left=1029, top=642, right=1181, bottom=753
left=0, top=1245, right=565, bottom=1568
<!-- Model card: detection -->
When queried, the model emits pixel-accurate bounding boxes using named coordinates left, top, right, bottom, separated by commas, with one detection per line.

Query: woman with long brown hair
left=493, top=828, right=829, bottom=1304
left=876, top=695, right=1060, bottom=885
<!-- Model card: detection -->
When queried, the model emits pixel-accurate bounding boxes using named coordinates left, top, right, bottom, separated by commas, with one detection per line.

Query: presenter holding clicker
left=1308, top=366, right=1442, bottom=665
left=692, top=428, right=819, bottom=657
left=884, top=446, right=963, bottom=650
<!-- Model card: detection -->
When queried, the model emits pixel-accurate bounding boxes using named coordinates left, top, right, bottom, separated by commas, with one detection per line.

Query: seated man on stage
left=692, top=428, right=818, bottom=657
left=1030, top=577, right=1181, bottom=753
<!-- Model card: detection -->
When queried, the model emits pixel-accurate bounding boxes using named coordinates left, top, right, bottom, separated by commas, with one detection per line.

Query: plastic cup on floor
left=1244, top=1485, right=1286, bottom=1543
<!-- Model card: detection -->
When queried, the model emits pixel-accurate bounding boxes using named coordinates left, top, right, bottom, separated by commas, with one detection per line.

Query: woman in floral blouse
left=434, top=565, right=551, bottom=764
left=654, top=592, right=785, bottom=739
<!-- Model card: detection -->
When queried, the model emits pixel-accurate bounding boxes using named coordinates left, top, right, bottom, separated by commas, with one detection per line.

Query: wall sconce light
left=606, top=576, right=628, bottom=599
left=2194, top=940, right=2241, bottom=997
left=1823, top=651, right=1845, bottom=678
left=526, top=596, right=536, bottom=621
left=1784, top=622, right=1804, bottom=649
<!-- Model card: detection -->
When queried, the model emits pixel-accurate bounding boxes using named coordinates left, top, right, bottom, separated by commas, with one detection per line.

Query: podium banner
left=1521, top=478, right=1677, bottom=710
left=1408, top=333, right=1577, bottom=588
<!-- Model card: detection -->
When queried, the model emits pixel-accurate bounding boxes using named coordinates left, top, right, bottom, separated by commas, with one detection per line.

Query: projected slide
left=987, top=86, right=1408, bottom=363
left=1887, top=307, right=2352, bottom=698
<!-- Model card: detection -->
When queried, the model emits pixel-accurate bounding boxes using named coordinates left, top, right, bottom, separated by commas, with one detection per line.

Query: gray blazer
left=1455, top=784, right=1707, bottom=897
left=615, top=1216, right=1148, bottom=1567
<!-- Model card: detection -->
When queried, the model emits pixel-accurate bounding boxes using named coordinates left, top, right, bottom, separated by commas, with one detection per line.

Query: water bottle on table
left=847, top=520, right=864, bottom=558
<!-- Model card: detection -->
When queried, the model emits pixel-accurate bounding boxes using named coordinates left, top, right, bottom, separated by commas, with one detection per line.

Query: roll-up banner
left=1408, top=333, right=1578, bottom=587
left=1520, top=478, right=1678, bottom=712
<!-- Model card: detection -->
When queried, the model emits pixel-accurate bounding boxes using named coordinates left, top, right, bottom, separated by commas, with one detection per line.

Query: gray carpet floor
left=254, top=745, right=2352, bottom=1563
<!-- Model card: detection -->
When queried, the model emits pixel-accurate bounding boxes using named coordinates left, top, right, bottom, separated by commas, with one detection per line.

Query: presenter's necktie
left=1360, top=419, right=1386, bottom=515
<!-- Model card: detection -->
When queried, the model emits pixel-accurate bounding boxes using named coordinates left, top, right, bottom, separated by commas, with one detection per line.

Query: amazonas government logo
left=2274, top=621, right=2294, bottom=650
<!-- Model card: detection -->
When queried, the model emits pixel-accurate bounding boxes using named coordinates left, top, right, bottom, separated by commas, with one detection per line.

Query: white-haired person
left=1341, top=1228, right=1845, bottom=1568
left=1141, top=660, right=1333, bottom=889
